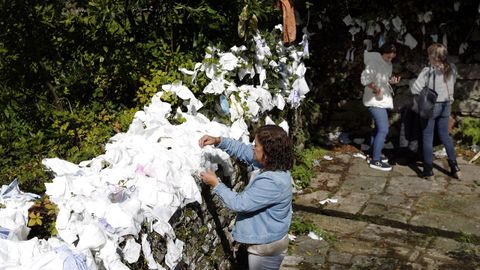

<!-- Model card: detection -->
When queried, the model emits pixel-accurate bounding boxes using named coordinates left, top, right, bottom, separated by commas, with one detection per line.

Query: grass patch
left=291, top=147, right=329, bottom=189
left=289, top=216, right=336, bottom=243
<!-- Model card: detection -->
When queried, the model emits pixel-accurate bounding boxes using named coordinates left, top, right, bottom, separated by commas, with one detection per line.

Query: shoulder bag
left=412, top=68, right=437, bottom=119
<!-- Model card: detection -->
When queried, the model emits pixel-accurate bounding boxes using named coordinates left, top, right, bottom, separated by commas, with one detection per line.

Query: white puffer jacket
left=360, top=51, right=394, bottom=109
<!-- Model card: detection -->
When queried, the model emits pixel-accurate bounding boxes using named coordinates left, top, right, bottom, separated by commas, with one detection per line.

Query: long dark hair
left=379, top=42, right=397, bottom=55
left=255, top=125, right=293, bottom=171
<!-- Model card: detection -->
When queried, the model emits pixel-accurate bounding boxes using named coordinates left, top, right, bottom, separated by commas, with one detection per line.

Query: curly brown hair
left=255, top=125, right=293, bottom=171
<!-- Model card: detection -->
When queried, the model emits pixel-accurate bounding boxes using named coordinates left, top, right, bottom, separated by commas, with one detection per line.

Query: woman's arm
left=361, top=66, right=381, bottom=94
left=411, top=67, right=430, bottom=95
left=217, top=137, right=261, bottom=167
left=199, top=135, right=261, bottom=167
left=213, top=174, right=282, bottom=213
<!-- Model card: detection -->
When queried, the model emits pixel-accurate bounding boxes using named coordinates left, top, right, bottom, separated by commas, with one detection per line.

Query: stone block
left=327, top=250, right=353, bottom=264
left=310, top=172, right=341, bottom=190
left=280, top=255, right=303, bottom=268
left=410, top=211, right=480, bottom=236
left=298, top=212, right=368, bottom=237
left=456, top=80, right=480, bottom=100
left=386, top=176, right=446, bottom=197
left=359, top=224, right=429, bottom=249
left=408, top=249, right=421, bottom=261
left=325, top=192, right=370, bottom=214
left=450, top=164, right=480, bottom=183
left=430, top=237, right=462, bottom=252
left=390, top=246, right=412, bottom=259
left=389, top=164, right=418, bottom=177
left=446, top=183, right=476, bottom=194
left=422, top=249, right=460, bottom=264
left=287, top=235, right=328, bottom=267
left=362, top=203, right=412, bottom=223
left=333, top=239, right=387, bottom=257
left=329, top=264, right=350, bottom=270
left=415, top=194, right=480, bottom=217
left=294, top=190, right=330, bottom=206
left=458, top=100, right=480, bottom=117
left=338, top=175, right=386, bottom=195
left=369, top=194, right=415, bottom=209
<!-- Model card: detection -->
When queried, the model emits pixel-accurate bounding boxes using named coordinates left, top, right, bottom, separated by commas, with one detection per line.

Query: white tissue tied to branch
left=0, top=25, right=310, bottom=269
left=341, top=11, right=465, bottom=51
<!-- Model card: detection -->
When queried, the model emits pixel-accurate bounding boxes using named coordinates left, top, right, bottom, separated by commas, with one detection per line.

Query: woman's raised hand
left=198, top=135, right=220, bottom=148
left=200, top=169, right=220, bottom=187
left=389, top=75, right=401, bottom=85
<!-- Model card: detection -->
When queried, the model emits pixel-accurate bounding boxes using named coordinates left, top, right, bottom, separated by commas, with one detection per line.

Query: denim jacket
left=213, top=137, right=292, bottom=244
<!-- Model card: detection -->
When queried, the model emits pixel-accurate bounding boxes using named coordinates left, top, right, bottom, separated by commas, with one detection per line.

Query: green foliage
left=237, top=0, right=277, bottom=40
left=291, top=147, right=328, bottom=189
left=0, top=0, right=262, bottom=193
left=460, top=117, right=480, bottom=146
left=136, top=49, right=198, bottom=106
left=289, top=216, right=336, bottom=243
left=0, top=89, right=134, bottom=193
left=291, top=165, right=315, bottom=189
left=456, top=231, right=478, bottom=245
left=28, top=196, right=59, bottom=239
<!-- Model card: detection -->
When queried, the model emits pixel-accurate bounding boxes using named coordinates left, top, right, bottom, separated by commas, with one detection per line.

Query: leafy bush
left=460, top=117, right=480, bottom=146
left=291, top=164, right=315, bottom=189
left=289, top=216, right=336, bottom=243
left=27, top=196, right=59, bottom=239
left=0, top=97, right=134, bottom=193
left=291, top=147, right=328, bottom=189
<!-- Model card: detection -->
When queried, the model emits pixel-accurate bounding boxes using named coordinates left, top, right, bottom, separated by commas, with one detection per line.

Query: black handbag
left=412, top=68, right=437, bottom=119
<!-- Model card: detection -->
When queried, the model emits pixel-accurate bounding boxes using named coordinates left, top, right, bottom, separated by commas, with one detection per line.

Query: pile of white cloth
left=0, top=179, right=95, bottom=269
left=0, top=24, right=301, bottom=269
left=0, top=96, right=249, bottom=269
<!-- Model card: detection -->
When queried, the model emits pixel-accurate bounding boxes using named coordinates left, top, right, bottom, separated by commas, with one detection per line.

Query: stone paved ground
left=281, top=151, right=480, bottom=270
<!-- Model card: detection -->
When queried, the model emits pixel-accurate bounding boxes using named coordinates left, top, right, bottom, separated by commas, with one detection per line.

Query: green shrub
left=27, top=196, right=59, bottom=239
left=289, top=216, right=336, bottom=243
left=291, top=147, right=328, bottom=189
left=0, top=99, right=134, bottom=193
left=460, top=117, right=480, bottom=146
left=291, top=164, right=315, bottom=189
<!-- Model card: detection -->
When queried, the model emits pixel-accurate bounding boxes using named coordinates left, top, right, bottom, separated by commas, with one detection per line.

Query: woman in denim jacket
left=411, top=43, right=460, bottom=179
left=199, top=125, right=293, bottom=270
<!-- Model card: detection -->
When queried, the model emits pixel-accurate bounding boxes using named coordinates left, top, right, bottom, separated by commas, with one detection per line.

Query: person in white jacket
left=410, top=43, right=460, bottom=179
left=361, top=43, right=400, bottom=171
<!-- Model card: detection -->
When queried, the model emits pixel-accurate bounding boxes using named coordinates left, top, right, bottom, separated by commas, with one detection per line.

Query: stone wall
left=455, top=64, right=480, bottom=117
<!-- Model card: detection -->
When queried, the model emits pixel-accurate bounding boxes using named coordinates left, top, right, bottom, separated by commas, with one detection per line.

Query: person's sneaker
left=367, top=155, right=389, bottom=164
left=369, top=161, right=392, bottom=171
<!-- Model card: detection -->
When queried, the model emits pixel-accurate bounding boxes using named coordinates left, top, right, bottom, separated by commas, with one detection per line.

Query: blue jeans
left=368, top=107, right=389, bottom=162
left=422, top=102, right=456, bottom=166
